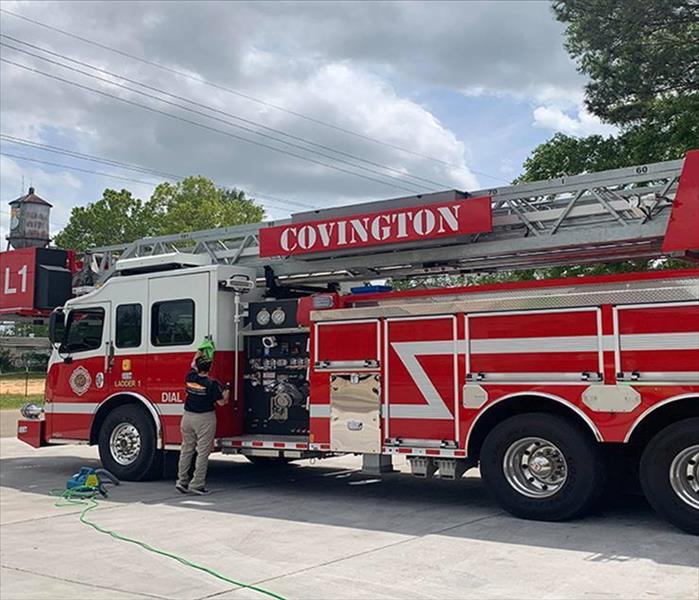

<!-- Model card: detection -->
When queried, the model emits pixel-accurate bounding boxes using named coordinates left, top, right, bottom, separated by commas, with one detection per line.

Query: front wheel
left=98, top=405, right=162, bottom=481
left=480, top=413, right=605, bottom=521
left=640, top=418, right=699, bottom=535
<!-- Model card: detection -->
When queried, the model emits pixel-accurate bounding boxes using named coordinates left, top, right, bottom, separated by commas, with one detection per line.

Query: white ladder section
left=87, top=156, right=686, bottom=285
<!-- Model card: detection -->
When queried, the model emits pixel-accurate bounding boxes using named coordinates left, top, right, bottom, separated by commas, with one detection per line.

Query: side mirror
left=49, top=309, right=65, bottom=346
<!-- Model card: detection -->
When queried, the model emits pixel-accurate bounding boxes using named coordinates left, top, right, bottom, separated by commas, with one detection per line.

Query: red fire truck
left=9, top=151, right=699, bottom=534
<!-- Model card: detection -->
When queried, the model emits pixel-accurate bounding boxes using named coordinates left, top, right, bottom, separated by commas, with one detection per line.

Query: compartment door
left=385, top=316, right=458, bottom=445
left=315, top=320, right=380, bottom=370
left=330, top=373, right=382, bottom=453
left=467, top=308, right=603, bottom=384
left=615, top=302, right=699, bottom=383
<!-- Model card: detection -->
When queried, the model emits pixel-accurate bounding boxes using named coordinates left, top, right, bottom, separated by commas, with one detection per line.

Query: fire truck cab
left=13, top=151, right=699, bottom=534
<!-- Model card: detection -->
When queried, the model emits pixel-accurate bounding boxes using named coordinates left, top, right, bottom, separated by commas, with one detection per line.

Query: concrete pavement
left=0, top=437, right=697, bottom=600
left=1, top=410, right=20, bottom=439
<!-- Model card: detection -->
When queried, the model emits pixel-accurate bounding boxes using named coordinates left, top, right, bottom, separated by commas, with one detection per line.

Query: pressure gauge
left=256, top=309, right=271, bottom=326
left=271, top=308, right=286, bottom=325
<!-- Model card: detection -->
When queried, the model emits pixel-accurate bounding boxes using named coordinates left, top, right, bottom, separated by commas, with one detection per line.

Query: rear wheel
left=480, top=413, right=605, bottom=521
left=98, top=405, right=162, bottom=481
left=640, top=418, right=699, bottom=535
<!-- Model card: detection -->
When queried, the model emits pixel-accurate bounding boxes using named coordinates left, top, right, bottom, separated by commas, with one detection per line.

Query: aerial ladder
left=83, top=150, right=698, bottom=289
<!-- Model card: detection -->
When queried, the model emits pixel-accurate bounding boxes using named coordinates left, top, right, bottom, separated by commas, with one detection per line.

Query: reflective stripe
left=470, top=334, right=697, bottom=354
left=310, top=404, right=330, bottom=418
left=471, top=336, right=599, bottom=354
left=44, top=402, right=98, bottom=414
left=156, top=404, right=185, bottom=415
left=620, top=332, right=699, bottom=351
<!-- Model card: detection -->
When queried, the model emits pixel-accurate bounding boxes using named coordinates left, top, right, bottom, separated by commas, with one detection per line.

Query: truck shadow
left=1, top=450, right=695, bottom=569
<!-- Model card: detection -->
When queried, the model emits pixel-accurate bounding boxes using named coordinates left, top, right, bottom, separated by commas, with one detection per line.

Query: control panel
left=243, top=299, right=310, bottom=436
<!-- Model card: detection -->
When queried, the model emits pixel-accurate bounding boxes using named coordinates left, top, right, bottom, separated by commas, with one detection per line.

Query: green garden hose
left=50, top=487, right=286, bottom=600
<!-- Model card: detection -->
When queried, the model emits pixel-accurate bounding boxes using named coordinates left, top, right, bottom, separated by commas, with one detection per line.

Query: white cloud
left=532, top=106, right=618, bottom=137
left=0, top=0, right=594, bottom=235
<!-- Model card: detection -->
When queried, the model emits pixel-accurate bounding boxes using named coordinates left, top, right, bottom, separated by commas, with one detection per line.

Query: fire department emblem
left=69, top=366, right=92, bottom=396
left=95, top=372, right=105, bottom=389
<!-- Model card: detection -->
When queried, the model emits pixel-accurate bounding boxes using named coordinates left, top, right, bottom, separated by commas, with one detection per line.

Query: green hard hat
left=197, top=337, right=216, bottom=360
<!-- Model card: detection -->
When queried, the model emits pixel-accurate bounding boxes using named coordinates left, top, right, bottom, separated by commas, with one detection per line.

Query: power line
left=0, top=34, right=452, bottom=191
left=0, top=41, right=426, bottom=194
left=0, top=56, right=422, bottom=195
left=0, top=151, right=165, bottom=185
left=0, top=7, right=509, bottom=184
left=0, top=136, right=318, bottom=211
left=0, top=134, right=183, bottom=180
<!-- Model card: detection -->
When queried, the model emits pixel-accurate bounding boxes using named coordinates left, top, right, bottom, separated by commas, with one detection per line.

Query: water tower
left=6, top=187, right=52, bottom=250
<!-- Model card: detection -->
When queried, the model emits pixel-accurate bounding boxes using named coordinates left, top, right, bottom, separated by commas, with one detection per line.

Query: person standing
left=176, top=353, right=229, bottom=495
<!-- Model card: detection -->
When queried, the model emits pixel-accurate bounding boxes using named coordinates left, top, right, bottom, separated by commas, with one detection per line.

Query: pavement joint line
left=195, top=512, right=504, bottom=600
left=1, top=563, right=172, bottom=600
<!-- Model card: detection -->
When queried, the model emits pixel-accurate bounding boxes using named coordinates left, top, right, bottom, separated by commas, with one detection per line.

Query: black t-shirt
left=184, top=370, right=223, bottom=413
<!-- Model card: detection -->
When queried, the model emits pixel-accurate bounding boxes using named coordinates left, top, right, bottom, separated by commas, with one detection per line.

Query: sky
left=0, top=0, right=617, bottom=246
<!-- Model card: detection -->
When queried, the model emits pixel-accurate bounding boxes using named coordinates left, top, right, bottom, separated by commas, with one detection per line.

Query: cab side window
left=151, top=299, right=195, bottom=346
left=115, top=304, right=142, bottom=348
left=62, top=308, right=105, bottom=353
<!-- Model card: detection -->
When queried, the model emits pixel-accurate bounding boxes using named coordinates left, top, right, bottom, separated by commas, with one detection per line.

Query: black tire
left=480, top=412, right=606, bottom=521
left=98, top=404, right=162, bottom=481
left=245, top=455, right=293, bottom=467
left=640, top=418, right=699, bottom=535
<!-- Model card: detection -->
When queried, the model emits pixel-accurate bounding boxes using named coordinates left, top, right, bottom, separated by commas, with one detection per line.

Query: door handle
left=106, top=342, right=115, bottom=373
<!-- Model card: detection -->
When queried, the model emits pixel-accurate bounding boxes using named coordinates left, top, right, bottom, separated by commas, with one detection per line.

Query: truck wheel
left=480, top=413, right=605, bottom=521
left=98, top=405, right=162, bottom=481
left=640, top=418, right=699, bottom=535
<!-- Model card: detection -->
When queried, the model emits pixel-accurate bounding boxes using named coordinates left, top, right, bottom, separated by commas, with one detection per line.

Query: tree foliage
left=149, top=177, right=264, bottom=236
left=54, top=189, right=157, bottom=252
left=516, top=133, right=622, bottom=182
left=553, top=0, right=699, bottom=125
left=54, top=177, right=265, bottom=252
left=395, top=1, right=697, bottom=289
left=520, top=0, right=699, bottom=185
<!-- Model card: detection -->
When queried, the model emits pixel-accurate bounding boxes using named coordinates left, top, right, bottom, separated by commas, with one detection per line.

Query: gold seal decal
left=69, top=366, right=92, bottom=396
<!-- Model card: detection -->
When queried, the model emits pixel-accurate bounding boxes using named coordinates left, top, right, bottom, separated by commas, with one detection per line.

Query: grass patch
left=0, top=371, right=47, bottom=380
left=0, top=394, right=44, bottom=410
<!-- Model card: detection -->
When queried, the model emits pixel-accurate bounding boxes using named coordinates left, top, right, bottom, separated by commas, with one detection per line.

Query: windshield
left=62, top=308, right=105, bottom=353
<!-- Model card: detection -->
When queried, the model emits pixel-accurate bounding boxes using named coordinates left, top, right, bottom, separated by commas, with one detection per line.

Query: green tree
left=553, top=0, right=698, bottom=125
left=396, top=1, right=697, bottom=289
left=507, top=0, right=698, bottom=277
left=148, top=177, right=264, bottom=236
left=516, top=133, right=622, bottom=182
left=54, top=178, right=265, bottom=252
left=54, top=189, right=156, bottom=252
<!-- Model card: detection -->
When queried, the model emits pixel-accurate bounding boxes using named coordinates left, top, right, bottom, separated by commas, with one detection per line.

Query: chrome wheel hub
left=669, top=445, right=699, bottom=510
left=109, top=423, right=141, bottom=466
left=503, top=436, right=568, bottom=498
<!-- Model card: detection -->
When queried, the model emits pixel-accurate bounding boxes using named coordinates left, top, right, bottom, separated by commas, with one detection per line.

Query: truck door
left=109, top=286, right=149, bottom=409
left=46, top=302, right=111, bottom=440
left=385, top=316, right=458, bottom=447
left=147, top=271, right=211, bottom=444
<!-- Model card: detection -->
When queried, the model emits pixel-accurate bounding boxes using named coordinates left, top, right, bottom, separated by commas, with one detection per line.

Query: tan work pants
left=177, top=410, right=216, bottom=489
